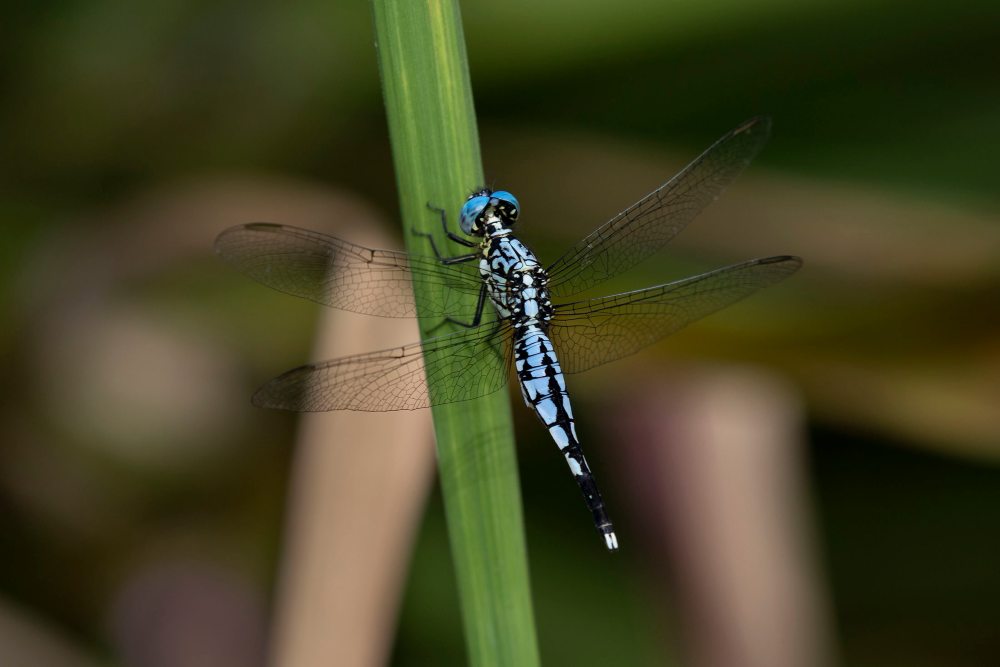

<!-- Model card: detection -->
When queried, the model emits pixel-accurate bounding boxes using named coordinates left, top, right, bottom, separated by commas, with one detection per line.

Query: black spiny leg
left=415, top=202, right=486, bottom=333
left=425, top=283, right=489, bottom=334
left=414, top=203, right=479, bottom=263
left=427, top=203, right=477, bottom=247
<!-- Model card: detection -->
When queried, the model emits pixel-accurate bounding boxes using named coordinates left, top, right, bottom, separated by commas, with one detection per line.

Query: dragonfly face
left=214, top=116, right=801, bottom=552
left=459, top=189, right=520, bottom=236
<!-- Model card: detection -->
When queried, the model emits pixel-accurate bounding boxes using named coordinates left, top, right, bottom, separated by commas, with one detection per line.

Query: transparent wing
left=546, top=117, right=772, bottom=297
left=550, top=255, right=801, bottom=374
left=214, top=223, right=484, bottom=318
left=252, top=322, right=513, bottom=412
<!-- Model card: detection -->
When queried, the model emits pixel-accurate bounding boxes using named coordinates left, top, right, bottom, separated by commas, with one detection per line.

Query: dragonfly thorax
left=480, top=235, right=553, bottom=328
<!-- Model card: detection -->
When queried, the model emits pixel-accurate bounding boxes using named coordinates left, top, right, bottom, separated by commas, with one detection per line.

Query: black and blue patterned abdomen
left=515, top=326, right=574, bottom=446
left=514, top=324, right=616, bottom=548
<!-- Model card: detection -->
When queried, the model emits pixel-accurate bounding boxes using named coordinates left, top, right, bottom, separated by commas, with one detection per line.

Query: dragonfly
left=214, top=116, right=801, bottom=552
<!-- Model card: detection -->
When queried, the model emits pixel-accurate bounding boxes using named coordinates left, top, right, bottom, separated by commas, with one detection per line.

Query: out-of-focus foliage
left=1, top=1, right=998, bottom=665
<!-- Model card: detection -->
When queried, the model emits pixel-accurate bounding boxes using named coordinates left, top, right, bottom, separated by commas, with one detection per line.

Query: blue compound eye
left=491, top=191, right=520, bottom=221
left=459, top=195, right=490, bottom=235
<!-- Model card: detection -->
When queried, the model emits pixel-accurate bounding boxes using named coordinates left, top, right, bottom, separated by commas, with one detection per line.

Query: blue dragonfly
left=214, top=117, right=801, bottom=551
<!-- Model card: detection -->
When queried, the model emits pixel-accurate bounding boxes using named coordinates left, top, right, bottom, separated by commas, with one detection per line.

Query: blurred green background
left=2, top=0, right=999, bottom=665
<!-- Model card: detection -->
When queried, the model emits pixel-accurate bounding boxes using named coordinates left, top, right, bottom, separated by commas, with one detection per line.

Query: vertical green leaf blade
left=370, top=2, right=540, bottom=665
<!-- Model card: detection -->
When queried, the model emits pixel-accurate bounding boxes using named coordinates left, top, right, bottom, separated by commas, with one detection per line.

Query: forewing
left=550, top=255, right=801, bottom=374
left=546, top=117, right=772, bottom=297
left=252, top=322, right=513, bottom=412
left=214, top=223, right=483, bottom=318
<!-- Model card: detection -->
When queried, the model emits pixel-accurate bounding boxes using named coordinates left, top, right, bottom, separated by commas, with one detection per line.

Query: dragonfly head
left=460, top=188, right=520, bottom=236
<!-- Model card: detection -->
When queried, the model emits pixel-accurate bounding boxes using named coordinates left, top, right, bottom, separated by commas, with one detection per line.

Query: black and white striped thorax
left=478, top=230, right=553, bottom=327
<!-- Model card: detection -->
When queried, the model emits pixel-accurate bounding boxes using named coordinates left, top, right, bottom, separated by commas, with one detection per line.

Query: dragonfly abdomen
left=514, top=325, right=618, bottom=551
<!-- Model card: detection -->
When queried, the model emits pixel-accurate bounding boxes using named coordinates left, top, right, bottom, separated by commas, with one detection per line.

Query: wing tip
left=736, top=115, right=773, bottom=137
left=251, top=367, right=312, bottom=412
left=251, top=385, right=289, bottom=411
left=760, top=254, right=802, bottom=266
left=212, top=225, right=238, bottom=257
left=213, top=222, right=285, bottom=257
left=757, top=254, right=804, bottom=281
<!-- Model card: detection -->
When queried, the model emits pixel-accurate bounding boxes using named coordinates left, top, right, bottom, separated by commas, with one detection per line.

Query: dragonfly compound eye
left=491, top=190, right=520, bottom=223
left=460, top=195, right=490, bottom=235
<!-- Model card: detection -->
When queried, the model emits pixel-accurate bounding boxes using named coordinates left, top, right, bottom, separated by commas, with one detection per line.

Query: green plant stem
left=370, top=2, right=540, bottom=665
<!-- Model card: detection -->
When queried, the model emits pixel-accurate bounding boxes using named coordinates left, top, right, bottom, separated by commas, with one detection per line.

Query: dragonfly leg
left=412, top=228, right=479, bottom=265
left=425, top=203, right=478, bottom=247
left=424, top=283, right=488, bottom=334
left=414, top=204, right=478, bottom=262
